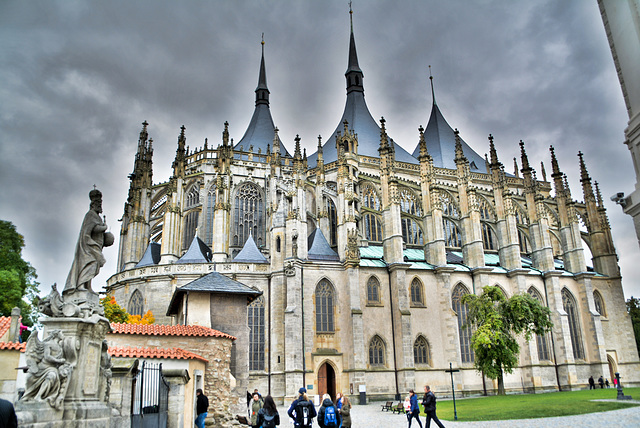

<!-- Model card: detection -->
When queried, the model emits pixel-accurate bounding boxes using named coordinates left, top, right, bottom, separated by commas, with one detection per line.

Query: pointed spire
left=223, top=121, right=229, bottom=146
left=272, top=127, right=280, bottom=155
left=488, top=134, right=500, bottom=167
left=429, top=65, right=437, bottom=106
left=345, top=2, right=364, bottom=94
left=550, top=145, right=562, bottom=178
left=255, top=34, right=270, bottom=106
left=513, top=157, right=519, bottom=178
left=519, top=140, right=532, bottom=173
left=379, top=117, right=389, bottom=150
left=317, top=135, right=323, bottom=155
left=418, top=125, right=430, bottom=160
left=294, top=134, right=302, bottom=160
left=540, top=161, right=547, bottom=182
left=454, top=129, right=466, bottom=162
left=139, top=120, right=149, bottom=148
left=595, top=181, right=604, bottom=208
left=578, top=151, right=591, bottom=183
left=563, top=174, right=572, bottom=199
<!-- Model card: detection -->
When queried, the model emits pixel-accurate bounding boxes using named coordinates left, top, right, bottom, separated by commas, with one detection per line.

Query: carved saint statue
left=64, top=189, right=114, bottom=296
left=22, top=330, right=75, bottom=409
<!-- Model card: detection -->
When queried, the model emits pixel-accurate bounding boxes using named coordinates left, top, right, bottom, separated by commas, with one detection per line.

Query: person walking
left=588, top=376, right=596, bottom=389
left=250, top=392, right=264, bottom=428
left=338, top=395, right=352, bottom=428
left=195, top=388, right=209, bottom=428
left=256, top=395, right=280, bottom=428
left=422, top=385, right=445, bottom=428
left=287, top=388, right=317, bottom=428
left=598, top=376, right=605, bottom=389
left=407, top=389, right=423, bottom=428
left=318, top=393, right=340, bottom=428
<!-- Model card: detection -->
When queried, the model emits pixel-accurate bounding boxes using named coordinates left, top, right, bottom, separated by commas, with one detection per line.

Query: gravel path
left=278, top=399, right=640, bottom=428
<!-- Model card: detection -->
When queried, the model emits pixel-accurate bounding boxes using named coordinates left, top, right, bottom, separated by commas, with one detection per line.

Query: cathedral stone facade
left=106, top=13, right=640, bottom=406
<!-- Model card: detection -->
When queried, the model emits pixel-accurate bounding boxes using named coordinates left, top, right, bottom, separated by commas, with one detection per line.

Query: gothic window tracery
left=400, top=188, right=422, bottom=216
left=315, top=279, right=335, bottom=333
left=364, top=213, right=383, bottom=242
left=233, top=182, right=264, bottom=248
left=401, top=218, right=424, bottom=246
left=562, top=288, right=585, bottom=360
left=128, top=290, right=144, bottom=317
left=248, top=296, right=265, bottom=371
left=442, top=193, right=461, bottom=248
left=480, top=199, right=497, bottom=250
left=593, top=290, right=606, bottom=317
left=186, top=185, right=200, bottom=208
left=452, top=284, right=474, bottom=363
left=367, top=276, right=381, bottom=304
left=326, top=198, right=338, bottom=247
left=413, top=335, right=431, bottom=366
left=362, top=183, right=381, bottom=211
left=368, top=335, right=386, bottom=366
left=182, top=210, right=199, bottom=249
left=410, top=277, right=425, bottom=306
left=528, top=287, right=550, bottom=361
left=205, top=185, right=216, bottom=247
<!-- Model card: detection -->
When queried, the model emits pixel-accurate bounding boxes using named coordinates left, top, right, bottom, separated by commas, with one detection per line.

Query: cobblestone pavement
left=278, top=399, right=640, bottom=428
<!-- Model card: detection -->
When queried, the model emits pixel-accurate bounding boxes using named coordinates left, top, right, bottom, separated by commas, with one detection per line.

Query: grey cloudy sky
left=1, top=0, right=638, bottom=299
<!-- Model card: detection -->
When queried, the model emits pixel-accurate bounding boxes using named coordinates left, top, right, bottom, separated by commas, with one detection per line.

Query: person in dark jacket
left=408, top=390, right=423, bottom=428
left=317, top=394, right=340, bottom=428
left=422, top=385, right=445, bottom=428
left=256, top=395, right=280, bottom=427
left=588, top=376, right=596, bottom=389
left=0, top=398, right=17, bottom=428
left=338, top=394, right=351, bottom=428
left=287, top=388, right=317, bottom=428
left=195, top=388, right=209, bottom=428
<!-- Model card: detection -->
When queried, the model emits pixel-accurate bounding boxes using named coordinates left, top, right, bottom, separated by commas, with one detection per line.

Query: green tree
left=462, top=285, right=553, bottom=395
left=0, top=220, right=40, bottom=336
left=626, top=296, right=640, bottom=354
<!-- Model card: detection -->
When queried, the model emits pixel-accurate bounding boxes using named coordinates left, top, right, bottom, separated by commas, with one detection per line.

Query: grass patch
left=423, top=388, right=640, bottom=421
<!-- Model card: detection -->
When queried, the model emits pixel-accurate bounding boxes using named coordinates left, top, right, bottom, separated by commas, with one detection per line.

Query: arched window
left=248, top=296, right=265, bottom=371
left=443, top=219, right=462, bottom=248
left=480, top=199, right=497, bottom=250
left=410, top=278, right=425, bottom=306
left=562, top=288, right=585, bottom=360
left=528, top=287, right=550, bottom=361
left=182, top=210, right=199, bottom=249
left=327, top=198, right=338, bottom=247
left=402, top=218, right=424, bottom=245
left=186, top=185, right=200, bottom=208
left=452, top=284, right=474, bottom=363
left=367, top=276, right=381, bottom=304
left=362, top=183, right=381, bottom=210
left=364, top=213, right=383, bottom=242
left=593, top=290, right=606, bottom=316
left=442, top=194, right=459, bottom=217
left=233, top=182, right=264, bottom=248
left=205, top=185, right=216, bottom=246
left=128, top=290, right=144, bottom=316
left=400, top=189, right=422, bottom=216
left=315, top=280, right=335, bottom=333
left=369, top=335, right=386, bottom=366
left=413, top=336, right=431, bottom=366
left=518, top=229, right=531, bottom=254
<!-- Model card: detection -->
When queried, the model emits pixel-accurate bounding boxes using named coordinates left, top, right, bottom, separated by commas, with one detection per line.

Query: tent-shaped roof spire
left=411, top=70, right=485, bottom=171
left=176, top=234, right=211, bottom=264
left=308, top=228, right=340, bottom=261
left=233, top=234, right=268, bottom=263
left=235, top=36, right=289, bottom=156
left=307, top=6, right=417, bottom=168
left=135, top=241, right=161, bottom=267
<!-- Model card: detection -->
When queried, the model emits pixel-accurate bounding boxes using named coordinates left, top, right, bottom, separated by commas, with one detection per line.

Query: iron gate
left=131, top=361, right=169, bottom=428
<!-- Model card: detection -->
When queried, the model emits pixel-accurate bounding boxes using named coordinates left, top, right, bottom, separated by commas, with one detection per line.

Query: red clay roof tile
left=0, top=342, right=26, bottom=351
left=0, top=317, right=12, bottom=338
left=108, top=346, right=208, bottom=362
left=109, top=323, right=235, bottom=340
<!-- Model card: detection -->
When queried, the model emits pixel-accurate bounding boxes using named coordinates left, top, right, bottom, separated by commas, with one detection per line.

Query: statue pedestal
left=16, top=315, right=113, bottom=427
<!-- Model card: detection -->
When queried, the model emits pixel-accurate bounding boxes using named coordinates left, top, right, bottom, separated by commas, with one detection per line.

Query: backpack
left=324, top=405, right=337, bottom=427
left=262, top=411, right=276, bottom=428
left=295, top=400, right=311, bottom=426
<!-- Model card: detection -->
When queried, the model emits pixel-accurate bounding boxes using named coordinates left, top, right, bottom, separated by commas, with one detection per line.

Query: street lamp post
left=445, top=362, right=460, bottom=421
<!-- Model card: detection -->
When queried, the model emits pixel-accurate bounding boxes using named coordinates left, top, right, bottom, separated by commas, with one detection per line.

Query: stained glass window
left=452, top=284, right=474, bottom=363
left=316, top=280, right=335, bottom=333
left=369, top=335, right=385, bottom=366
left=248, top=296, right=265, bottom=371
left=233, top=183, right=264, bottom=247
left=562, top=288, right=584, bottom=360
left=414, top=336, right=431, bottom=365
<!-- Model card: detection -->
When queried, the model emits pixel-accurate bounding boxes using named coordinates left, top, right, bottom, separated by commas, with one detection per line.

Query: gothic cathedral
left=106, top=11, right=640, bottom=405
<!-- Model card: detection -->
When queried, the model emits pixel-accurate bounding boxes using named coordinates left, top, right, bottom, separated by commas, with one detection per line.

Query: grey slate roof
left=233, top=234, right=268, bottom=263
left=176, top=236, right=211, bottom=264
left=166, top=271, right=262, bottom=315
left=307, top=228, right=340, bottom=261
left=411, top=102, right=486, bottom=172
left=135, top=242, right=161, bottom=267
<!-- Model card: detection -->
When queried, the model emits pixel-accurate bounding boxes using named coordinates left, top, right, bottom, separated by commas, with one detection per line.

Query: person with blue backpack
left=256, top=395, right=280, bottom=428
left=317, top=393, right=340, bottom=428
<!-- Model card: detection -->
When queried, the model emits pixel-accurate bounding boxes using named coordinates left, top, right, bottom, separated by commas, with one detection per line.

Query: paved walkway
left=278, top=399, right=640, bottom=428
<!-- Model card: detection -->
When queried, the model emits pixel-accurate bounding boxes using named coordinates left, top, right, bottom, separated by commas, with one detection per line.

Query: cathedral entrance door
left=318, top=362, right=336, bottom=401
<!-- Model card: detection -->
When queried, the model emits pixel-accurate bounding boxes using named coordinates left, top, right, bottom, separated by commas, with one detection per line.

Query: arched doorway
left=607, top=355, right=617, bottom=384
left=318, top=361, right=336, bottom=401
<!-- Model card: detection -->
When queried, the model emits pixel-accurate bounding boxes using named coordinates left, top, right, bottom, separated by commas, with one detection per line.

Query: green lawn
left=421, top=388, right=640, bottom=421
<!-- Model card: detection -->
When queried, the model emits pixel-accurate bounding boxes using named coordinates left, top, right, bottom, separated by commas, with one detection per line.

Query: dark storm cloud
left=1, top=0, right=638, bottom=298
